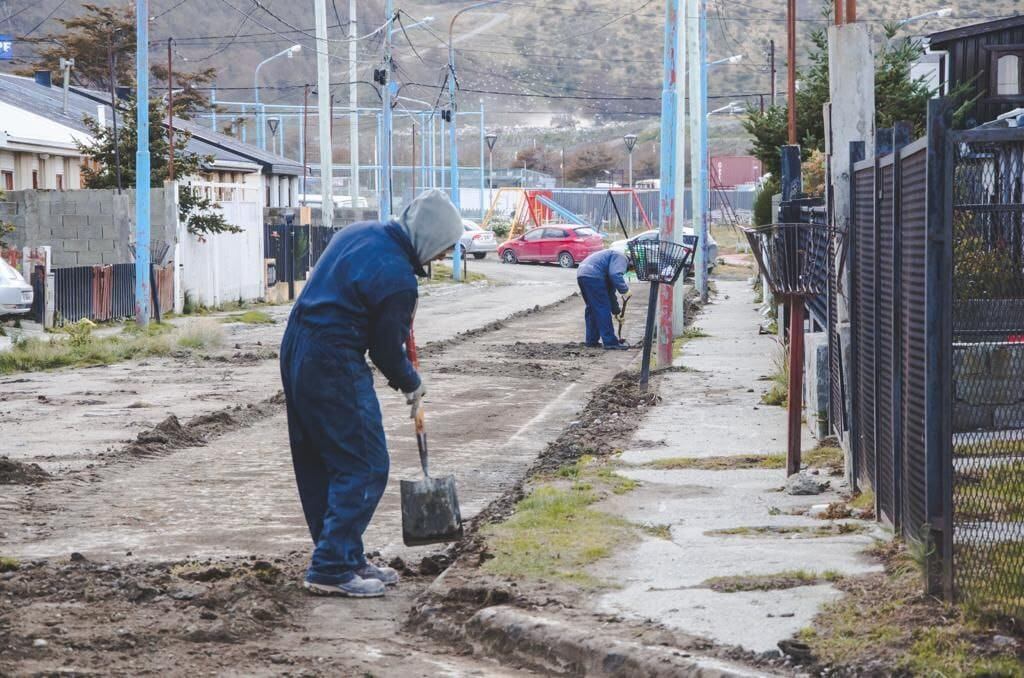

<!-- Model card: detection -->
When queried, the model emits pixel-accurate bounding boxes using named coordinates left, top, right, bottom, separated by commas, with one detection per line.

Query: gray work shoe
left=302, top=574, right=385, bottom=598
left=355, top=562, right=400, bottom=586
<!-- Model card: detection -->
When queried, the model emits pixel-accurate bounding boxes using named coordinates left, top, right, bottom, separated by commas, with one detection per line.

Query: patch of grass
left=222, top=310, right=274, bottom=325
left=556, top=455, right=639, bottom=495
left=703, top=569, right=842, bottom=592
left=955, top=541, right=1024, bottom=622
left=955, top=460, right=1024, bottom=523
left=849, top=489, right=875, bottom=512
left=481, top=484, right=635, bottom=587
left=641, top=524, right=672, bottom=540
left=424, top=262, right=487, bottom=285
left=0, top=557, right=19, bottom=572
left=804, top=443, right=845, bottom=473
left=648, top=454, right=786, bottom=470
left=797, top=541, right=1023, bottom=676
left=176, top=319, right=224, bottom=350
left=0, top=332, right=174, bottom=374
left=955, top=436, right=1024, bottom=458
left=672, top=326, right=710, bottom=358
left=706, top=524, right=870, bottom=538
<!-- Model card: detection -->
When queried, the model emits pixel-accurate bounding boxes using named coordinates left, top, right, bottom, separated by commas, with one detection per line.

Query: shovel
left=400, top=329, right=464, bottom=547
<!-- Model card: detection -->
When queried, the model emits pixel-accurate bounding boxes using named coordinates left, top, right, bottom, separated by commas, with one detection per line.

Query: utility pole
left=656, top=0, right=680, bottom=370
left=768, top=39, right=776, bottom=106
left=167, top=38, right=175, bottom=181
left=348, top=0, right=359, bottom=209
left=107, top=35, right=123, bottom=193
left=314, top=0, right=334, bottom=227
left=135, top=0, right=151, bottom=326
left=671, top=2, right=687, bottom=333
left=479, top=99, right=485, bottom=218
left=302, top=84, right=309, bottom=203
left=59, top=57, right=74, bottom=115
left=688, top=0, right=709, bottom=302
left=379, top=0, right=395, bottom=220
left=787, top=0, right=797, bottom=143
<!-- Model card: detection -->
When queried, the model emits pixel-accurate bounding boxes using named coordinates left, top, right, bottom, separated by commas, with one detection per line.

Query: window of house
left=31, top=171, right=39, bottom=189
left=2, top=171, right=12, bottom=191
left=55, top=174, right=64, bottom=191
left=997, top=54, right=1021, bottom=95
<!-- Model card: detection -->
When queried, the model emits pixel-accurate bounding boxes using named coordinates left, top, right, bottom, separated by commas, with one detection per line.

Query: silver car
left=0, top=259, right=33, bottom=317
left=459, top=220, right=498, bottom=260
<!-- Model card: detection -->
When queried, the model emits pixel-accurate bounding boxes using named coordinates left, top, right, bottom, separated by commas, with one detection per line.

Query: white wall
left=178, top=183, right=264, bottom=308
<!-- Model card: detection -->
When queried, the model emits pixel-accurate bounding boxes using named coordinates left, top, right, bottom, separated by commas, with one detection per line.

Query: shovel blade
left=400, top=475, right=464, bottom=547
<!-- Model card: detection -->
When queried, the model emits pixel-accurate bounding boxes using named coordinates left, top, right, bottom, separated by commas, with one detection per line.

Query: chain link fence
left=950, top=132, right=1024, bottom=621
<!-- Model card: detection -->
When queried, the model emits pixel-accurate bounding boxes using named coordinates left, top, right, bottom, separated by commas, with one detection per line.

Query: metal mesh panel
left=829, top=215, right=844, bottom=436
left=853, top=166, right=877, bottom=490
left=900, top=148, right=929, bottom=535
left=110, top=264, right=135, bottom=321
left=877, top=162, right=897, bottom=525
left=53, top=266, right=94, bottom=324
left=950, top=135, right=1024, bottom=621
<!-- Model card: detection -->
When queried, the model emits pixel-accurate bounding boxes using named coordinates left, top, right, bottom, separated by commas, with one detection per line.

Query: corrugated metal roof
left=0, top=74, right=299, bottom=176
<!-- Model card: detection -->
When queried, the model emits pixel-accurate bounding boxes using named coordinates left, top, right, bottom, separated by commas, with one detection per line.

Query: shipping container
left=709, top=155, right=763, bottom=189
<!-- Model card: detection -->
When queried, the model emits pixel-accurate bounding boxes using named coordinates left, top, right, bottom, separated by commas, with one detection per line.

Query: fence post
left=846, top=140, right=866, bottom=488
left=890, top=122, right=912, bottom=535
left=923, top=98, right=954, bottom=598
left=870, top=128, right=893, bottom=521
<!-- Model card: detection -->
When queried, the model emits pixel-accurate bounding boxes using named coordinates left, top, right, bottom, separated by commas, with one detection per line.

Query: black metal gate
left=948, top=127, right=1024, bottom=621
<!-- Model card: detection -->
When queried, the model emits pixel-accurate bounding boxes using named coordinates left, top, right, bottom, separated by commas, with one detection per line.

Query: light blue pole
left=439, top=116, right=446, bottom=190
left=694, top=0, right=710, bottom=301
left=655, top=0, right=679, bottom=365
left=479, top=104, right=486, bottom=218
left=210, top=86, right=217, bottom=131
left=240, top=103, right=247, bottom=143
left=447, top=75, right=460, bottom=209
left=380, top=0, right=394, bottom=220
left=135, top=0, right=151, bottom=326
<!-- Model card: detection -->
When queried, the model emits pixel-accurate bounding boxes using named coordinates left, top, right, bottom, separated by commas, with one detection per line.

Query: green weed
left=648, top=454, right=786, bottom=470
left=703, top=569, right=842, bottom=593
left=0, top=557, right=19, bottom=572
left=223, top=310, right=274, bottom=325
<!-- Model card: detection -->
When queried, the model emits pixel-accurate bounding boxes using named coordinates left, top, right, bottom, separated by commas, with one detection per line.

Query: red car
left=498, top=225, right=605, bottom=268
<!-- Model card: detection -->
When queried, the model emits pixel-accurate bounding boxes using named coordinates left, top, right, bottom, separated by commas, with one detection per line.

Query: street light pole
left=380, top=0, right=395, bottom=220
left=485, top=132, right=497, bottom=191
left=349, top=0, right=360, bottom=209
left=314, top=0, right=333, bottom=227
left=254, top=45, right=301, bottom=151
left=135, top=0, right=151, bottom=326
left=623, top=133, right=637, bottom=188
left=787, top=0, right=797, bottom=143
left=688, top=0, right=709, bottom=302
left=167, top=38, right=174, bottom=181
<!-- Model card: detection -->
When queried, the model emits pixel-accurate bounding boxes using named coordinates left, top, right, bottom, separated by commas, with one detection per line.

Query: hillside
left=1, top=0, right=1020, bottom=168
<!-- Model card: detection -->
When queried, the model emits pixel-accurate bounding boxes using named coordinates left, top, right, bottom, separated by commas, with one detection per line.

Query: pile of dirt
left=0, top=554, right=306, bottom=675
left=118, top=395, right=285, bottom=460
left=0, top=457, right=49, bottom=485
left=491, top=341, right=602, bottom=361
left=418, top=294, right=578, bottom=360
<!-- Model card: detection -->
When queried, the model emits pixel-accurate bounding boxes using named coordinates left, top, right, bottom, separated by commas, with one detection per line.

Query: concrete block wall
left=953, top=343, right=1024, bottom=432
left=1, top=188, right=177, bottom=268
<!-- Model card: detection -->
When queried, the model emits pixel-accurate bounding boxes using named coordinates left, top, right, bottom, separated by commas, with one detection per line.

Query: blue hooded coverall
left=279, top=220, right=422, bottom=586
left=576, top=249, right=630, bottom=347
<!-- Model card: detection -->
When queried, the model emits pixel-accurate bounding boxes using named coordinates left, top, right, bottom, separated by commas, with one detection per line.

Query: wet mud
left=0, top=458, right=49, bottom=485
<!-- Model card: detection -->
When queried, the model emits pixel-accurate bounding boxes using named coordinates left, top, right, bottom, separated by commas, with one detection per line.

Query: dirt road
left=1, top=263, right=651, bottom=676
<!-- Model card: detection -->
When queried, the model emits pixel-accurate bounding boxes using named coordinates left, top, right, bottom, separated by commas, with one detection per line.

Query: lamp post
left=623, top=133, right=638, bottom=188
left=485, top=132, right=497, bottom=190
left=254, top=44, right=301, bottom=150
left=895, top=7, right=953, bottom=28
left=449, top=1, right=504, bottom=282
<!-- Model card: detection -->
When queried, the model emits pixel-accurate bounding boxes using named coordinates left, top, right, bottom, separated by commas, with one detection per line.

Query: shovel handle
left=408, top=328, right=429, bottom=477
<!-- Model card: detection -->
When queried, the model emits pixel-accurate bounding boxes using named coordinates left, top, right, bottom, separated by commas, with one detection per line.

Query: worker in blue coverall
left=279, top=189, right=464, bottom=598
left=576, top=249, right=633, bottom=350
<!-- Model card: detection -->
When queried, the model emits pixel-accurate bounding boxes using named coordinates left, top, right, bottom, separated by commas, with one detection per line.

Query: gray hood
left=397, top=189, right=464, bottom=265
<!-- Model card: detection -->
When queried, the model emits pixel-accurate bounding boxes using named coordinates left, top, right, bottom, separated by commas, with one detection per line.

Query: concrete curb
left=463, top=605, right=774, bottom=677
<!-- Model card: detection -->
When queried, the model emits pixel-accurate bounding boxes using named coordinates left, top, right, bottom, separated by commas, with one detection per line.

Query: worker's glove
left=405, top=382, right=427, bottom=419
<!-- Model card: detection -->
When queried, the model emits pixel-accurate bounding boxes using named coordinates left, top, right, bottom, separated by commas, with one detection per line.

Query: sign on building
left=0, top=36, right=12, bottom=61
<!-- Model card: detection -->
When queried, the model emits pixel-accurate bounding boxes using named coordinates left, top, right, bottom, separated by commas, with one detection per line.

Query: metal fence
left=949, top=129, right=1024, bottom=621
left=842, top=100, right=1024, bottom=620
left=52, top=263, right=173, bottom=325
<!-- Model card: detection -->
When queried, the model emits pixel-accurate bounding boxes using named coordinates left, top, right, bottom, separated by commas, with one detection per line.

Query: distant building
left=0, top=71, right=302, bottom=206
left=928, top=15, right=1024, bottom=127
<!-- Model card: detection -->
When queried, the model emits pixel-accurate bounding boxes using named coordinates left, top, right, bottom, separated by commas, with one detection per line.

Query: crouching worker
left=576, top=248, right=633, bottom=350
left=279, top=189, right=463, bottom=598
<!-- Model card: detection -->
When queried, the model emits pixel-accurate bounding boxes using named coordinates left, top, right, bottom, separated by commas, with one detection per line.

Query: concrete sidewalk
left=587, top=279, right=885, bottom=657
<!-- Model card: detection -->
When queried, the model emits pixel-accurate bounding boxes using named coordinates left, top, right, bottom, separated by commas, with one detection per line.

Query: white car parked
left=458, top=220, right=498, bottom=259
left=0, top=259, right=33, bottom=317
left=610, top=227, right=718, bottom=275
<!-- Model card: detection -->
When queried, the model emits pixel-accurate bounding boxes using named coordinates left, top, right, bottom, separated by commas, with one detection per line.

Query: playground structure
left=480, top=188, right=655, bottom=239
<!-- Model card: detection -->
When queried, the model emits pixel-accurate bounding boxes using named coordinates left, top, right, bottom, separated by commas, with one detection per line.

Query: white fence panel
left=178, top=182, right=264, bottom=308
